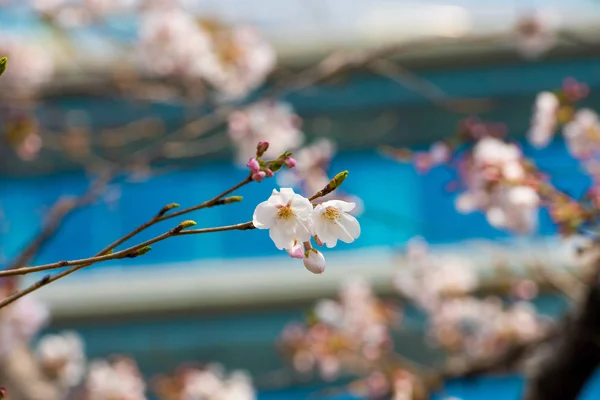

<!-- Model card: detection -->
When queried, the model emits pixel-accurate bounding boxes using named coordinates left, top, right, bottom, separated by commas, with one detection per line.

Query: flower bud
left=286, top=241, right=304, bottom=259
left=264, top=168, right=274, bottom=177
left=303, top=249, right=326, bottom=274
left=0, top=57, right=6, bottom=77
left=252, top=171, right=267, bottom=182
left=256, top=141, right=269, bottom=157
left=284, top=156, right=297, bottom=168
left=246, top=157, right=260, bottom=173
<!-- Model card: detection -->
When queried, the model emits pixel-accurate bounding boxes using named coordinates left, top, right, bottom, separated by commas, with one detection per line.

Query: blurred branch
left=522, top=260, right=600, bottom=400
left=367, top=58, right=493, bottom=115
left=5, top=168, right=116, bottom=271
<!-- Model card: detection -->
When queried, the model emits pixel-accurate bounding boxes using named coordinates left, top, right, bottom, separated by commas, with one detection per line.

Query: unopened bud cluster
left=246, top=141, right=297, bottom=182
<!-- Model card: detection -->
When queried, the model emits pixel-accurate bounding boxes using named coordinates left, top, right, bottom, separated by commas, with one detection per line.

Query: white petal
left=339, top=214, right=361, bottom=240
left=321, top=200, right=355, bottom=213
left=331, top=220, right=356, bottom=244
left=318, top=224, right=339, bottom=248
left=290, top=194, right=313, bottom=217
left=267, top=189, right=285, bottom=206
left=269, top=225, right=295, bottom=250
left=252, top=201, right=277, bottom=229
left=279, top=188, right=296, bottom=204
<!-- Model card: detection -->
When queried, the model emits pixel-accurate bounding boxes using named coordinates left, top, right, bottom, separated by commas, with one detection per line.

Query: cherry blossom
left=563, top=109, right=600, bottom=159
left=456, top=137, right=540, bottom=233
left=84, top=357, right=146, bottom=400
left=155, top=365, right=255, bottom=400
left=312, top=200, right=361, bottom=248
left=394, top=238, right=478, bottom=310
left=137, top=10, right=275, bottom=99
left=37, top=331, right=86, bottom=387
left=0, top=288, right=49, bottom=359
left=280, top=277, right=398, bottom=381
left=228, top=102, right=304, bottom=166
left=252, top=188, right=313, bottom=250
left=514, top=10, right=559, bottom=59
left=528, top=91, right=559, bottom=148
left=0, top=34, right=54, bottom=94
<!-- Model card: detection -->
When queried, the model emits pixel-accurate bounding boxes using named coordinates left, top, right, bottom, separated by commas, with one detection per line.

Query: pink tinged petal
left=253, top=201, right=277, bottom=229
left=287, top=242, right=304, bottom=259
left=252, top=171, right=266, bottom=182
left=303, top=250, right=326, bottom=274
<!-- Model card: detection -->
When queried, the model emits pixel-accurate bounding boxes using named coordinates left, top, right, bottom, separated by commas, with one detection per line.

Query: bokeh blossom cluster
left=279, top=277, right=399, bottom=381
left=279, top=238, right=552, bottom=399
left=386, top=78, right=600, bottom=236
left=154, top=364, right=255, bottom=400
left=138, top=10, right=275, bottom=99
left=0, top=279, right=256, bottom=400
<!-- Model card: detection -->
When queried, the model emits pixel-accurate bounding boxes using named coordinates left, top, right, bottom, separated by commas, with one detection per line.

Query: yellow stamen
left=322, top=206, right=341, bottom=221
left=277, top=206, right=294, bottom=220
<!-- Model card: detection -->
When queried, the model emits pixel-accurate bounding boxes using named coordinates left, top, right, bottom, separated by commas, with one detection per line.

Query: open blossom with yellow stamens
left=312, top=200, right=361, bottom=248
left=252, top=188, right=313, bottom=250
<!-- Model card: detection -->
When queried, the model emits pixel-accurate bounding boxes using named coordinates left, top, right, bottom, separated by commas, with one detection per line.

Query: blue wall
left=0, top=137, right=592, bottom=272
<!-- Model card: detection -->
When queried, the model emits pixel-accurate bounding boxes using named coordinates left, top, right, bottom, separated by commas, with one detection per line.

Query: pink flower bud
left=246, top=157, right=260, bottom=173
left=264, top=168, right=274, bottom=177
left=284, top=156, right=297, bottom=168
left=303, top=250, right=326, bottom=274
left=252, top=171, right=267, bottom=182
left=256, top=141, right=269, bottom=157
left=286, top=241, right=304, bottom=259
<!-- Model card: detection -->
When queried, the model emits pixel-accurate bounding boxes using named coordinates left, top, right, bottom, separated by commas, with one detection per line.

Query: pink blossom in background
left=528, top=91, right=559, bottom=148
left=37, top=331, right=86, bottom=388
left=514, top=10, right=559, bottom=59
left=563, top=109, right=600, bottom=159
left=228, top=102, right=304, bottom=165
left=137, top=8, right=275, bottom=100
left=0, top=34, right=54, bottom=94
left=0, top=285, right=49, bottom=359
left=84, top=357, right=147, bottom=400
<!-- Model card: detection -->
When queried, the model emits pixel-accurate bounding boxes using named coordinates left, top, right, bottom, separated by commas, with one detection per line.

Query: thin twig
left=0, top=173, right=341, bottom=308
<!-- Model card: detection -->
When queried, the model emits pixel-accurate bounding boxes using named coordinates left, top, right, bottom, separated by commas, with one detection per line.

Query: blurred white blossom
left=138, top=9, right=275, bottom=99
left=0, top=292, right=49, bottom=359
left=0, top=34, right=54, bottom=94
left=514, top=10, right=560, bottom=59
left=84, top=357, right=146, bottom=400
left=180, top=366, right=255, bottom=400
left=37, top=331, right=86, bottom=387
left=564, top=109, right=600, bottom=159
left=528, top=92, right=558, bottom=148
left=228, top=102, right=304, bottom=165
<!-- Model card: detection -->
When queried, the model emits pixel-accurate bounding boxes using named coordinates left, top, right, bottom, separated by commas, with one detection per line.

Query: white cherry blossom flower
left=312, top=200, right=361, bottom=248
left=85, top=357, right=146, bottom=400
left=528, top=92, right=558, bottom=148
left=253, top=188, right=313, bottom=250
left=564, top=108, right=600, bottom=159
left=37, top=331, right=86, bottom=387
